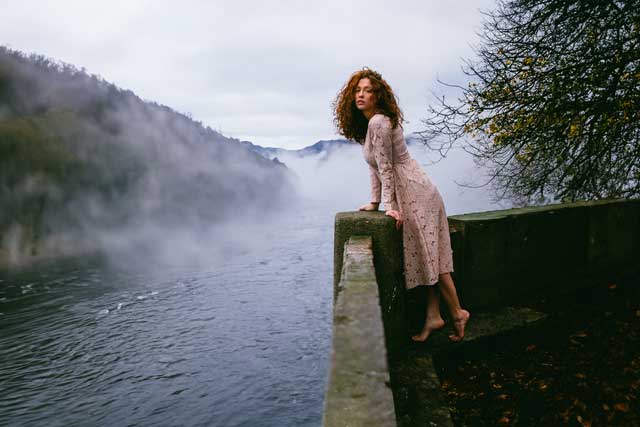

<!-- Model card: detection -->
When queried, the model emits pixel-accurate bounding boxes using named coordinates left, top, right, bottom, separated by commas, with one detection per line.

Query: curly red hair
left=332, top=68, right=404, bottom=143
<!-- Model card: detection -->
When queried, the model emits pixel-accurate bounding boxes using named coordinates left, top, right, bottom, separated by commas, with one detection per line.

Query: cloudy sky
left=1, top=0, right=496, bottom=149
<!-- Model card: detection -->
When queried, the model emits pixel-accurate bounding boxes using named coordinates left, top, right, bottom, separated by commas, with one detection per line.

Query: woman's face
left=355, top=78, right=377, bottom=116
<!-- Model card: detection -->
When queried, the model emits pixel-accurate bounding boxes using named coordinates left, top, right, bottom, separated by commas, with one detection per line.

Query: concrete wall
left=324, top=236, right=396, bottom=427
left=328, top=198, right=640, bottom=425
left=333, top=199, right=640, bottom=338
left=449, top=198, right=640, bottom=308
left=334, top=212, right=406, bottom=360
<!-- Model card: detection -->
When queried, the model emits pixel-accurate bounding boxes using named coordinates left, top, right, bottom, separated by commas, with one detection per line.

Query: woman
left=333, top=68, right=470, bottom=342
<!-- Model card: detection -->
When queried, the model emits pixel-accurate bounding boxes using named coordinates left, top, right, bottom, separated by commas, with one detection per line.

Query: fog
left=0, top=48, right=297, bottom=270
left=1, top=44, right=512, bottom=273
left=272, top=140, right=510, bottom=217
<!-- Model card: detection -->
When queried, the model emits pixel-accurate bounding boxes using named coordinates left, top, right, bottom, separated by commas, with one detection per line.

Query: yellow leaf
left=568, top=123, right=581, bottom=137
left=614, top=402, right=630, bottom=412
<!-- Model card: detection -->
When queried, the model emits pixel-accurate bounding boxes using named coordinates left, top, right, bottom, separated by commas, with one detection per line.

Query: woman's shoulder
left=368, top=113, right=392, bottom=129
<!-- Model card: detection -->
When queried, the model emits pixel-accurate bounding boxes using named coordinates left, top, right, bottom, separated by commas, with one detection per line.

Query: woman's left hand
left=385, top=210, right=403, bottom=230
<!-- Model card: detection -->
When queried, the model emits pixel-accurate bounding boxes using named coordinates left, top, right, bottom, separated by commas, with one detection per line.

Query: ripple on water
left=0, top=214, right=333, bottom=426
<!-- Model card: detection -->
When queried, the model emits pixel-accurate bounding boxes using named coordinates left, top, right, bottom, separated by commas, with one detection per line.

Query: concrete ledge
left=334, top=211, right=406, bottom=359
left=324, top=236, right=396, bottom=427
left=448, top=198, right=640, bottom=308
left=330, top=199, right=639, bottom=425
left=413, top=306, right=548, bottom=357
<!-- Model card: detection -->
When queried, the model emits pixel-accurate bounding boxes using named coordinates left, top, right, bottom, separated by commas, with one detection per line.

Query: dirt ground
left=435, top=279, right=640, bottom=426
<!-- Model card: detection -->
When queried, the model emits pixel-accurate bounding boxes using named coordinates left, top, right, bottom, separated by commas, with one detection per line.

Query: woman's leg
left=438, top=272, right=470, bottom=342
left=411, top=285, right=445, bottom=342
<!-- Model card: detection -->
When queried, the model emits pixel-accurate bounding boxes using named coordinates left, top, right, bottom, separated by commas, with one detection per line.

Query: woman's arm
left=369, top=164, right=381, bottom=205
left=369, top=117, right=399, bottom=212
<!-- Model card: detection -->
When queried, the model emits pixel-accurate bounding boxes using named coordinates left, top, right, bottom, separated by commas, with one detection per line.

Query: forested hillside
left=0, top=46, right=294, bottom=265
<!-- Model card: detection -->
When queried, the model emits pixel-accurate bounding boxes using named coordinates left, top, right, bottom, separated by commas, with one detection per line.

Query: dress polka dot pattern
left=363, top=114, right=454, bottom=288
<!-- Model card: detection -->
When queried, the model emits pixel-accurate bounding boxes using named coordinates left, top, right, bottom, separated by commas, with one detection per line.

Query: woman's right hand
left=358, top=202, right=379, bottom=211
left=385, top=209, right=403, bottom=230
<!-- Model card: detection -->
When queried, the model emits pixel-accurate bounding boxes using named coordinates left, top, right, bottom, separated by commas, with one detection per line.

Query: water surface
left=0, top=203, right=333, bottom=427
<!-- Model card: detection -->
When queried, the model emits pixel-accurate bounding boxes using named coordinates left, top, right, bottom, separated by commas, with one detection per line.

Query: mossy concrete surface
left=334, top=211, right=406, bottom=360
left=393, top=355, right=454, bottom=427
left=323, top=236, right=396, bottom=427
left=414, top=306, right=548, bottom=357
left=448, top=198, right=640, bottom=309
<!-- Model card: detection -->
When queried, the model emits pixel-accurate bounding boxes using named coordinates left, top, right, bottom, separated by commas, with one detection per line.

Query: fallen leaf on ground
left=614, top=402, right=630, bottom=412
left=577, top=415, right=592, bottom=427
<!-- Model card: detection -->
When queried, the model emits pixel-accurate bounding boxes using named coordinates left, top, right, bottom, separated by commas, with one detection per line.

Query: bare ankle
left=452, top=309, right=468, bottom=321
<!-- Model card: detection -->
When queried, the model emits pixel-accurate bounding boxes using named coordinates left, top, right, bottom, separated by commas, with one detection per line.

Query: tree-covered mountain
left=0, top=46, right=295, bottom=265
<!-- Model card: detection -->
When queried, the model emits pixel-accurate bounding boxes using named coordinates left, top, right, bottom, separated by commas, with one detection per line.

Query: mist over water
left=1, top=48, right=509, bottom=425
left=0, top=201, right=333, bottom=427
left=275, top=140, right=508, bottom=216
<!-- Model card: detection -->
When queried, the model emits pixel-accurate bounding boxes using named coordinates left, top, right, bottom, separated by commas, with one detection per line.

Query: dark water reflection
left=0, top=204, right=333, bottom=427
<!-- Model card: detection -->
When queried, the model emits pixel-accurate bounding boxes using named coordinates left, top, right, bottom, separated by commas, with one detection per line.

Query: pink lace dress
left=362, top=113, right=454, bottom=289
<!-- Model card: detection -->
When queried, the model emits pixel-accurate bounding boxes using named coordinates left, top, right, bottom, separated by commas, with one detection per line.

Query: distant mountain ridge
left=240, top=139, right=352, bottom=160
left=243, top=135, right=423, bottom=160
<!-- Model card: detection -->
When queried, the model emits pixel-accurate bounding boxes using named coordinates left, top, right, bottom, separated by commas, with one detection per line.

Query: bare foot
left=411, top=317, right=445, bottom=342
left=449, top=310, right=470, bottom=342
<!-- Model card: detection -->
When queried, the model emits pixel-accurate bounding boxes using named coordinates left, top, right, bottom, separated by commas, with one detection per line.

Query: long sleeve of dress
left=369, top=165, right=381, bottom=204
left=369, top=119, right=399, bottom=211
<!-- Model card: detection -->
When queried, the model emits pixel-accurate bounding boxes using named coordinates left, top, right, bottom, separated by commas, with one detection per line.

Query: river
left=0, top=199, right=334, bottom=427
